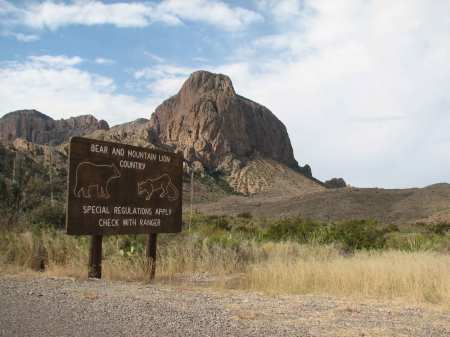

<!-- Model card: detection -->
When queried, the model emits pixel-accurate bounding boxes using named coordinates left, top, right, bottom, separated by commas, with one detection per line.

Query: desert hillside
left=195, top=183, right=450, bottom=225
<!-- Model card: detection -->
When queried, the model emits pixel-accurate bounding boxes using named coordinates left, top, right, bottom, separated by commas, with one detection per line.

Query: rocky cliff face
left=86, top=70, right=316, bottom=194
left=149, top=71, right=299, bottom=174
left=0, top=109, right=109, bottom=145
left=88, top=118, right=162, bottom=149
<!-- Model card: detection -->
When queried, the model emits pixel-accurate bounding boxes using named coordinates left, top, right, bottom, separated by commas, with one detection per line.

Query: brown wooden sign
left=66, top=137, right=183, bottom=235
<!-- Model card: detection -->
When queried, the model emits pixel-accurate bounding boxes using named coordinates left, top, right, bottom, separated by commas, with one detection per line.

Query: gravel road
left=1, top=275, right=449, bottom=337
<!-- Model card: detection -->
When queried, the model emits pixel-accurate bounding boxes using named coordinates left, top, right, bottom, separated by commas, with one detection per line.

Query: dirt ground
left=1, top=275, right=449, bottom=337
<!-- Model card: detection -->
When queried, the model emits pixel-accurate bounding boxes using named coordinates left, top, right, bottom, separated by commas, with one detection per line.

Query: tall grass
left=0, top=230, right=255, bottom=281
left=1, top=227, right=450, bottom=307
left=244, top=245, right=450, bottom=305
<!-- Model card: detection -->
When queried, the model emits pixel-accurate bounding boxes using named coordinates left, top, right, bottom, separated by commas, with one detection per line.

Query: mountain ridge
left=0, top=109, right=109, bottom=145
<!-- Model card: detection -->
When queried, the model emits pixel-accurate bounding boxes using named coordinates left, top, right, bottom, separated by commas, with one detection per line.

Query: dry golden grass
left=1, top=231, right=450, bottom=307
left=244, top=242, right=450, bottom=306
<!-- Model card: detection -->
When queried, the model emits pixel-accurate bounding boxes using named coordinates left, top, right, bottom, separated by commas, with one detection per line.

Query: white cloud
left=94, top=57, right=115, bottom=65
left=143, top=52, right=165, bottom=63
left=134, top=64, right=195, bottom=98
left=0, top=55, right=158, bottom=126
left=1, top=31, right=39, bottom=42
left=134, top=64, right=193, bottom=81
left=256, top=0, right=305, bottom=22
left=221, top=0, right=450, bottom=188
left=22, top=1, right=173, bottom=29
left=0, top=1, right=40, bottom=42
left=159, top=0, right=263, bottom=32
left=3, top=0, right=261, bottom=32
left=0, top=0, right=18, bottom=16
left=29, top=55, right=83, bottom=67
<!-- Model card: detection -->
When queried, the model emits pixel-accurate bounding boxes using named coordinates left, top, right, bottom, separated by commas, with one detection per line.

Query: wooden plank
left=66, top=137, right=183, bottom=235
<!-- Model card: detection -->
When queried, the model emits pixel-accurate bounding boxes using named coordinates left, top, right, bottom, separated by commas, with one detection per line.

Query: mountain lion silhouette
left=137, top=174, right=179, bottom=201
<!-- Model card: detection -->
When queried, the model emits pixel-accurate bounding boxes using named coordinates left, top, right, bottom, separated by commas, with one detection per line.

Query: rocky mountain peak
left=2, top=109, right=52, bottom=121
left=59, top=114, right=109, bottom=131
left=180, top=71, right=236, bottom=100
left=149, top=70, right=299, bottom=175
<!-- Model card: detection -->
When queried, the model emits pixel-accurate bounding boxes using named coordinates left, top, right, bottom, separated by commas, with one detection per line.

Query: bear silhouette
left=137, top=174, right=179, bottom=201
left=74, top=162, right=120, bottom=199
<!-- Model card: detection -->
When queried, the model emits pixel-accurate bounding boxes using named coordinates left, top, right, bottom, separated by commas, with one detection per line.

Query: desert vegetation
left=1, top=211, right=450, bottom=307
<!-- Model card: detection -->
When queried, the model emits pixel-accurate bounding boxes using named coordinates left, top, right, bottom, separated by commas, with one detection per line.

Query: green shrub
left=205, top=232, right=241, bottom=250
left=385, top=232, right=450, bottom=252
left=237, top=212, right=252, bottom=219
left=264, top=218, right=317, bottom=243
left=28, top=202, right=65, bottom=229
left=207, top=215, right=231, bottom=231
left=429, top=222, right=450, bottom=235
left=232, top=221, right=260, bottom=236
left=0, top=174, right=8, bottom=207
left=117, top=235, right=146, bottom=258
left=384, top=224, right=400, bottom=233
left=332, top=219, right=386, bottom=251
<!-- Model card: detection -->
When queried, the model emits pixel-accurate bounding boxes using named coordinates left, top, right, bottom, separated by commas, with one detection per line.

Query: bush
left=28, top=202, right=65, bottom=229
left=264, top=218, right=317, bottom=243
left=332, top=219, right=386, bottom=251
left=232, top=222, right=260, bottom=236
left=430, top=222, right=450, bottom=235
left=263, top=218, right=387, bottom=250
left=0, top=174, right=8, bottom=207
left=117, top=235, right=146, bottom=258
left=205, top=232, right=241, bottom=250
left=207, top=215, right=231, bottom=231
left=237, top=212, right=252, bottom=219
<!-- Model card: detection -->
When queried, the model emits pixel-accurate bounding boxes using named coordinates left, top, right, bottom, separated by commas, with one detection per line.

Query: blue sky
left=1, top=0, right=450, bottom=188
left=1, top=0, right=272, bottom=101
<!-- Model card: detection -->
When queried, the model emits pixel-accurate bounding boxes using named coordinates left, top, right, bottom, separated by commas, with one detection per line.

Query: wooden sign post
left=66, top=137, right=183, bottom=280
left=146, top=233, right=157, bottom=281
left=88, top=235, right=102, bottom=278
